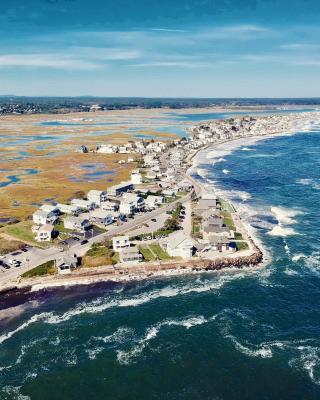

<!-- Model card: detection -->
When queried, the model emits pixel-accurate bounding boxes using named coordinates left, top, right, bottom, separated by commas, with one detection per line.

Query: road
left=0, top=187, right=195, bottom=287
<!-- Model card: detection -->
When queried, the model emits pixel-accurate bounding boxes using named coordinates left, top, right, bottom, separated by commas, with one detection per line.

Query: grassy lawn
left=219, top=198, right=236, bottom=213
left=82, top=242, right=115, bottom=267
left=236, top=242, right=249, bottom=251
left=235, top=232, right=244, bottom=240
left=221, top=211, right=235, bottom=231
left=1, top=220, right=47, bottom=247
left=54, top=220, right=72, bottom=233
left=149, top=244, right=171, bottom=260
left=22, top=260, right=56, bottom=278
left=138, top=245, right=155, bottom=261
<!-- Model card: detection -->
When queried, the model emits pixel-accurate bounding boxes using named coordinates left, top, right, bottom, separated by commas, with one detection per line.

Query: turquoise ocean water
left=1, top=125, right=320, bottom=399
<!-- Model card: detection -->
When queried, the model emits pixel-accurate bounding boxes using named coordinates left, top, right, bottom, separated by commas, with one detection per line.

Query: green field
left=1, top=220, right=48, bottom=247
left=149, top=244, right=171, bottom=260
left=138, top=245, right=155, bottom=261
left=22, top=260, right=56, bottom=278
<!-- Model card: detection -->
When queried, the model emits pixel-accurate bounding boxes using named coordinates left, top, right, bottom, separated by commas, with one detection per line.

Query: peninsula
left=1, top=109, right=318, bottom=292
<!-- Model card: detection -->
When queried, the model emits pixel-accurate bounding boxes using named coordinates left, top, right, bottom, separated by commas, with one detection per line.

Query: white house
left=40, top=204, right=60, bottom=215
left=112, top=236, right=130, bottom=251
left=56, top=203, right=81, bottom=216
left=56, top=255, right=78, bottom=274
left=162, top=189, right=177, bottom=197
left=145, top=195, right=164, bottom=209
left=64, top=216, right=91, bottom=231
left=71, top=199, right=96, bottom=211
left=89, top=209, right=114, bottom=226
left=121, top=193, right=145, bottom=211
left=131, top=169, right=142, bottom=185
left=33, top=224, right=55, bottom=242
left=100, top=200, right=118, bottom=212
left=119, top=199, right=135, bottom=215
left=87, top=190, right=108, bottom=205
left=166, top=232, right=195, bottom=258
left=33, top=210, right=58, bottom=225
left=119, top=246, right=143, bottom=263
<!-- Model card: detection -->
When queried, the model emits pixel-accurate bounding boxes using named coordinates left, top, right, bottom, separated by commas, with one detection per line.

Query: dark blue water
left=1, top=130, right=320, bottom=399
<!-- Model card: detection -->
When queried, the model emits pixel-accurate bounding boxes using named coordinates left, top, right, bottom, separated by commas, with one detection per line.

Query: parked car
left=81, top=239, right=88, bottom=245
left=151, top=218, right=157, bottom=222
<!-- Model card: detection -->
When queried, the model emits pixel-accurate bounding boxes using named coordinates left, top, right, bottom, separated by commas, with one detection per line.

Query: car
left=12, top=251, right=22, bottom=256
left=21, top=248, right=29, bottom=253
left=80, top=239, right=88, bottom=245
left=72, top=237, right=80, bottom=241
left=151, top=218, right=157, bottom=222
left=1, top=263, right=10, bottom=270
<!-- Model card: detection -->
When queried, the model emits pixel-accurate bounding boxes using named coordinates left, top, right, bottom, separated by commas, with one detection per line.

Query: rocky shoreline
left=0, top=239, right=263, bottom=294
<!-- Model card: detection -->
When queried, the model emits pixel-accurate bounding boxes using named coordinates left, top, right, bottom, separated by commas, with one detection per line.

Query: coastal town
left=1, top=110, right=317, bottom=290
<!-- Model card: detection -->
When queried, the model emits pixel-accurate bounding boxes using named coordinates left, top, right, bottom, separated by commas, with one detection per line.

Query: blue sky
left=1, top=0, right=320, bottom=97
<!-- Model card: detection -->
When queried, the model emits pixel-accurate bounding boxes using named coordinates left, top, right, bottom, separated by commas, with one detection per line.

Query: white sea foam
left=0, top=275, right=244, bottom=345
left=117, top=315, right=213, bottom=365
left=297, top=178, right=320, bottom=190
left=222, top=169, right=230, bottom=175
left=241, top=147, right=253, bottom=151
left=268, top=206, right=303, bottom=237
left=0, top=386, right=31, bottom=400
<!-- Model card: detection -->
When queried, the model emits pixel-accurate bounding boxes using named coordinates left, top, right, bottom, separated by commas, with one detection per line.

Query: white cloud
left=0, top=54, right=100, bottom=69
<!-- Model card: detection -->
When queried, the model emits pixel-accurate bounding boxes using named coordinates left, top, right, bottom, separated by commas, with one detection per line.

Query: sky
left=1, top=0, right=320, bottom=97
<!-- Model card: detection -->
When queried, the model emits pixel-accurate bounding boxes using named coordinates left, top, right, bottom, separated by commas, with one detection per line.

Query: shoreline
left=2, top=111, right=318, bottom=295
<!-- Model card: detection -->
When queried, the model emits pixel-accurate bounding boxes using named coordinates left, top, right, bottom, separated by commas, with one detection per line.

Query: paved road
left=0, top=188, right=195, bottom=287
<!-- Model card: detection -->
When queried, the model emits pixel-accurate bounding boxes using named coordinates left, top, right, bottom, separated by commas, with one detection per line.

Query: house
left=145, top=195, right=164, bottom=209
left=100, top=201, right=119, bottom=212
left=194, top=193, right=217, bottom=215
left=122, top=193, right=145, bottom=211
left=107, top=181, right=133, bottom=197
left=208, top=236, right=231, bottom=252
left=119, top=246, right=143, bottom=263
left=162, top=189, right=177, bottom=197
left=40, top=204, right=60, bottom=215
left=71, top=199, right=96, bottom=211
left=131, top=169, right=142, bottom=185
left=56, top=255, right=78, bottom=274
left=87, top=190, right=108, bottom=205
left=56, top=203, right=81, bottom=216
left=64, top=216, right=91, bottom=231
left=89, top=209, right=114, bottom=226
left=177, top=179, right=193, bottom=192
left=33, top=210, right=58, bottom=225
left=112, top=236, right=130, bottom=251
left=96, top=144, right=117, bottom=154
left=165, top=232, right=195, bottom=258
left=33, top=224, right=55, bottom=242
left=119, top=200, right=135, bottom=215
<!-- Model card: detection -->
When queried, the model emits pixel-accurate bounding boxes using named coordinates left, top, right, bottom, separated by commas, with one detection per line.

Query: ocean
left=1, top=128, right=320, bottom=399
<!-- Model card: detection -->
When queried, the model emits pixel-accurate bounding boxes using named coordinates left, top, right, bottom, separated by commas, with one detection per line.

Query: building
left=119, top=246, right=143, bottom=263
left=33, top=210, right=58, bottom=225
left=40, top=204, right=60, bottom=215
left=87, top=190, right=108, bottom=205
left=112, top=236, right=130, bottom=251
left=162, top=189, right=177, bottom=197
left=64, top=216, right=91, bottom=231
left=71, top=199, right=96, bottom=211
left=145, top=195, right=164, bottom=209
left=131, top=169, right=142, bottom=185
left=89, top=209, right=114, bottom=225
left=107, top=181, right=133, bottom=197
left=101, top=201, right=119, bottom=212
left=56, top=203, right=81, bottom=216
left=56, top=255, right=78, bottom=274
left=177, top=179, right=193, bottom=192
left=33, top=224, right=55, bottom=242
left=208, top=236, right=231, bottom=252
left=121, top=193, right=145, bottom=211
left=194, top=193, right=217, bottom=216
left=166, top=232, right=195, bottom=258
